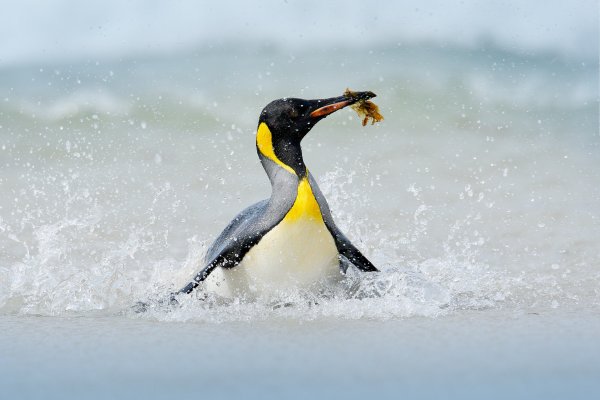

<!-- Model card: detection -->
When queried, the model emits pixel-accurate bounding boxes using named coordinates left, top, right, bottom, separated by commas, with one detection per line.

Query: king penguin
left=178, top=91, right=379, bottom=298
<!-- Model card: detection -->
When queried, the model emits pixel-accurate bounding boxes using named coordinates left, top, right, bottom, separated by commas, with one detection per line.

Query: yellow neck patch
left=284, top=177, right=324, bottom=223
left=256, top=123, right=296, bottom=175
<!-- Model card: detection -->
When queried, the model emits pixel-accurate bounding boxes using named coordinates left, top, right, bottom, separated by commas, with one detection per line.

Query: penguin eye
left=289, top=108, right=299, bottom=119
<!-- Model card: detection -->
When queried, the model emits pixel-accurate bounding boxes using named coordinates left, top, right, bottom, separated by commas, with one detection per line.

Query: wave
left=1, top=42, right=596, bottom=128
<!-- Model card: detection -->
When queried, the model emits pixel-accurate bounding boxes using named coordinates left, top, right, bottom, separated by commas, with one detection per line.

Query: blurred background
left=1, top=0, right=597, bottom=64
left=0, top=0, right=598, bottom=316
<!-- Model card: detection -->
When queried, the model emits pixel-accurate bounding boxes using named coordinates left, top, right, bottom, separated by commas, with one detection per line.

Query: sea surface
left=1, top=40, right=599, bottom=398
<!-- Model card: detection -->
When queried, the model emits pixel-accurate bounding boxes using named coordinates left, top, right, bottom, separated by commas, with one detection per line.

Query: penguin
left=179, top=91, right=379, bottom=298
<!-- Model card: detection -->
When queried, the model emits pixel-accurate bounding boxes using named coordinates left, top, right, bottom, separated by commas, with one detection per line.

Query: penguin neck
left=271, top=136, right=307, bottom=178
left=259, top=149, right=307, bottom=186
left=256, top=122, right=308, bottom=184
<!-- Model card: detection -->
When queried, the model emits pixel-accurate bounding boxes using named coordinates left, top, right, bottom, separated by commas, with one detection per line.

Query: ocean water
left=1, top=39, right=599, bottom=398
left=2, top=309, right=599, bottom=399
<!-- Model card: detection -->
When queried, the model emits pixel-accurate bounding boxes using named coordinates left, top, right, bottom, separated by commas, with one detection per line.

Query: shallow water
left=2, top=308, right=599, bottom=399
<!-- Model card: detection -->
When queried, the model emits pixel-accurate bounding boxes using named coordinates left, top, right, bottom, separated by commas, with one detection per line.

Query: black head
left=256, top=91, right=376, bottom=177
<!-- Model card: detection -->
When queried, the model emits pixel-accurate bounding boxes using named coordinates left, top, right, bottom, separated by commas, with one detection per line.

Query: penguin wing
left=204, top=199, right=270, bottom=263
left=308, top=173, right=379, bottom=273
left=179, top=170, right=299, bottom=294
left=178, top=200, right=275, bottom=294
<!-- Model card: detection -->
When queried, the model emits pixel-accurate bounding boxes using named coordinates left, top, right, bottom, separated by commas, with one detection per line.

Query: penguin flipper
left=178, top=200, right=272, bottom=295
left=178, top=171, right=298, bottom=296
left=178, top=254, right=231, bottom=294
left=306, top=173, right=378, bottom=273
left=204, top=199, right=270, bottom=262
left=333, top=230, right=378, bottom=272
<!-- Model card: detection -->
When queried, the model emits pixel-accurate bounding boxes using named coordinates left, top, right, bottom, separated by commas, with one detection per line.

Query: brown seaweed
left=344, top=88, right=384, bottom=126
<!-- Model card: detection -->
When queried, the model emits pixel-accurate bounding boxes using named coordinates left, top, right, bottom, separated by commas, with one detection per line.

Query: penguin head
left=258, top=91, right=376, bottom=143
left=256, top=91, right=376, bottom=176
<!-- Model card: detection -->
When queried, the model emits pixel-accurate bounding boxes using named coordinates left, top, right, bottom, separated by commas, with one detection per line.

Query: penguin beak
left=309, top=91, right=376, bottom=119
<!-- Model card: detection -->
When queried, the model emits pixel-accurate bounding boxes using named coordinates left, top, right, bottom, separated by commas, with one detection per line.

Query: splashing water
left=1, top=44, right=598, bottom=322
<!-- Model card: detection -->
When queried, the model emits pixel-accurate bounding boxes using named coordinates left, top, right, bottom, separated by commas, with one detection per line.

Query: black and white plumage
left=179, top=92, right=378, bottom=298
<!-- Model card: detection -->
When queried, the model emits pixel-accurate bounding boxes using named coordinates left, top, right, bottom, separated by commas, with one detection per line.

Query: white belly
left=204, top=217, right=340, bottom=298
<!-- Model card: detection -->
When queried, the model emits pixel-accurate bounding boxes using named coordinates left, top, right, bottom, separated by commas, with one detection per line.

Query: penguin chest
left=205, top=178, right=340, bottom=297
left=239, top=214, right=339, bottom=287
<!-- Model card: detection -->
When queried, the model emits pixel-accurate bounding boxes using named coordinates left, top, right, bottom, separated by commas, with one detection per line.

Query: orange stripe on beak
left=309, top=100, right=352, bottom=118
